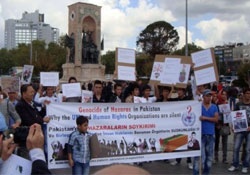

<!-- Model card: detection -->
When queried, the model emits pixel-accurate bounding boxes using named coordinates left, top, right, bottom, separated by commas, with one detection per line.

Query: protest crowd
left=0, top=72, right=249, bottom=175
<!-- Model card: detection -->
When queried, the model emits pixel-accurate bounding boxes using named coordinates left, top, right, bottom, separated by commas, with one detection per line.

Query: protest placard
left=191, top=48, right=219, bottom=86
left=218, top=104, right=232, bottom=124
left=40, top=72, right=59, bottom=87
left=149, top=55, right=192, bottom=88
left=117, top=48, right=136, bottom=64
left=114, top=47, right=136, bottom=81
left=62, top=83, right=81, bottom=98
left=81, top=90, right=93, bottom=103
left=231, top=110, right=248, bottom=133
left=1, top=76, right=20, bottom=93
left=150, top=62, right=164, bottom=81
left=117, top=66, right=136, bottom=81
left=161, top=58, right=181, bottom=85
left=21, top=65, right=34, bottom=84
left=47, top=101, right=201, bottom=169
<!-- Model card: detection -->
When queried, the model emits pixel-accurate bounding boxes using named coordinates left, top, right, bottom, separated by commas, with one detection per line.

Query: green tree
left=172, top=43, right=203, bottom=56
left=0, top=48, right=14, bottom=75
left=46, top=42, right=67, bottom=77
left=235, top=63, right=250, bottom=87
left=136, top=21, right=179, bottom=58
left=101, top=51, right=115, bottom=74
left=59, top=34, right=66, bottom=48
left=136, top=53, right=152, bottom=77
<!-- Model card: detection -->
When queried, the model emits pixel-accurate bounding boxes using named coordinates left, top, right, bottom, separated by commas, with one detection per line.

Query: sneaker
left=242, top=167, right=248, bottom=174
left=228, top=166, right=238, bottom=172
left=188, top=162, right=193, bottom=170
left=170, top=160, right=178, bottom=166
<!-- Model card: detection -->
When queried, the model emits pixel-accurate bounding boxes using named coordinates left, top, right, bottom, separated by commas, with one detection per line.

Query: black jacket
left=32, top=160, right=51, bottom=175
left=15, top=98, right=45, bottom=126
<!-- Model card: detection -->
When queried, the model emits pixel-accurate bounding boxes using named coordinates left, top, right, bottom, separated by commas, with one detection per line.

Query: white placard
left=191, top=49, right=213, bottom=68
left=218, top=104, right=232, bottom=124
left=231, top=110, right=248, bottom=133
left=62, top=83, right=81, bottom=98
left=0, top=154, right=32, bottom=175
left=194, top=67, right=216, bottom=86
left=40, top=72, right=59, bottom=87
left=177, top=64, right=191, bottom=84
left=118, top=66, right=136, bottom=81
left=117, top=48, right=135, bottom=64
left=82, top=90, right=93, bottom=103
left=150, top=62, right=164, bottom=81
left=161, top=58, right=181, bottom=84
left=21, top=65, right=34, bottom=84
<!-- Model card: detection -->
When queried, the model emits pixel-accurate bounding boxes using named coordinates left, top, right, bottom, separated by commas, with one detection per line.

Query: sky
left=1, top=0, right=250, bottom=53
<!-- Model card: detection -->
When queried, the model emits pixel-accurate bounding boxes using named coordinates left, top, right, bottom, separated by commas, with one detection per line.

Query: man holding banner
left=193, top=89, right=219, bottom=175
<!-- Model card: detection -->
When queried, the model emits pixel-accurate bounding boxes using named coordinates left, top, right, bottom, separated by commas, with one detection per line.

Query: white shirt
left=134, top=96, right=157, bottom=103
left=34, top=93, right=63, bottom=104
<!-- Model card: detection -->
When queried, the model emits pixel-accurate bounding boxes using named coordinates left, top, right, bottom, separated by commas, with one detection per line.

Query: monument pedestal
left=61, top=63, right=105, bottom=83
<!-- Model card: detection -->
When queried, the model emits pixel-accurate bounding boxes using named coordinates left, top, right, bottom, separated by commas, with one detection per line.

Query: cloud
left=176, top=26, right=193, bottom=49
left=119, top=0, right=130, bottom=8
left=195, top=16, right=250, bottom=48
left=0, top=0, right=175, bottom=52
left=101, top=0, right=176, bottom=52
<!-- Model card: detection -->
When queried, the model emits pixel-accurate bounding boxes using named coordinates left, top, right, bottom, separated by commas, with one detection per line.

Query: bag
left=220, top=125, right=230, bottom=136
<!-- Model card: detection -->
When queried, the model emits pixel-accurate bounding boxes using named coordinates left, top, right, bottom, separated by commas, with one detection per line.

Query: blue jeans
left=229, top=97, right=236, bottom=110
left=232, top=131, right=250, bottom=168
left=193, top=134, right=215, bottom=175
left=72, top=162, right=89, bottom=175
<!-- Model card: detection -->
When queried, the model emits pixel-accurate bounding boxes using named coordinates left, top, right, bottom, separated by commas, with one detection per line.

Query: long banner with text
left=47, top=101, right=201, bottom=169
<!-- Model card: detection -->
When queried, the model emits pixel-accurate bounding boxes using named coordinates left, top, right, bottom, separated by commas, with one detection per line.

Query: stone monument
left=61, top=2, right=105, bottom=82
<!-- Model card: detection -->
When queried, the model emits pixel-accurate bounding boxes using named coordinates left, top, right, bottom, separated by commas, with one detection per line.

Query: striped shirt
left=68, top=130, right=92, bottom=163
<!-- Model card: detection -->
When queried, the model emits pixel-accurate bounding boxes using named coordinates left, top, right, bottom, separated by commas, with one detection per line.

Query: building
left=4, top=10, right=59, bottom=49
left=233, top=44, right=250, bottom=64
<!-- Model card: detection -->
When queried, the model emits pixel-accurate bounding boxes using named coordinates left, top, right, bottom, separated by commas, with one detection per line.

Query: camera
left=4, top=126, right=30, bottom=146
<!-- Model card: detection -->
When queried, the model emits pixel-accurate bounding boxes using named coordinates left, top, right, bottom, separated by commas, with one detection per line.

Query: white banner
left=47, top=101, right=202, bottom=169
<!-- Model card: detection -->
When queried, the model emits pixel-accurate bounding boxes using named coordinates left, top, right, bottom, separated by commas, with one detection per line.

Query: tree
left=235, top=63, right=250, bottom=87
left=136, top=21, right=179, bottom=58
left=0, top=48, right=14, bottom=75
left=46, top=42, right=67, bottom=77
left=101, top=51, right=115, bottom=74
left=172, top=43, right=203, bottom=56
left=136, top=53, right=152, bottom=77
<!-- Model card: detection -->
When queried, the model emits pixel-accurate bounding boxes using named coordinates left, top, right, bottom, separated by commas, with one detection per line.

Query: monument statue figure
left=61, top=2, right=105, bottom=83
left=65, top=33, right=75, bottom=63
left=82, top=30, right=99, bottom=64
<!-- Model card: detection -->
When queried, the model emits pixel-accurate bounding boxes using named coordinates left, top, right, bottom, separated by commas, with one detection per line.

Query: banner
left=47, top=101, right=201, bottom=169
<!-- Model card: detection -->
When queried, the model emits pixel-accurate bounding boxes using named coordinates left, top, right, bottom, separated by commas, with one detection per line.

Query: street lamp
left=185, top=0, right=188, bottom=57
left=30, top=22, right=33, bottom=64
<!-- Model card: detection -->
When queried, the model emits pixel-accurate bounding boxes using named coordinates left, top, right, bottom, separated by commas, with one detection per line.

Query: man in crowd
left=15, top=84, right=49, bottom=127
left=228, top=88, right=250, bottom=174
left=109, top=83, right=122, bottom=103
left=0, top=87, right=21, bottom=129
left=193, top=89, right=219, bottom=175
left=93, top=80, right=107, bottom=103
left=15, top=84, right=50, bottom=159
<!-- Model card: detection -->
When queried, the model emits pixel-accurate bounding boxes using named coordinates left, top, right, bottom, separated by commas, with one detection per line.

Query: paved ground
left=51, top=134, right=247, bottom=175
